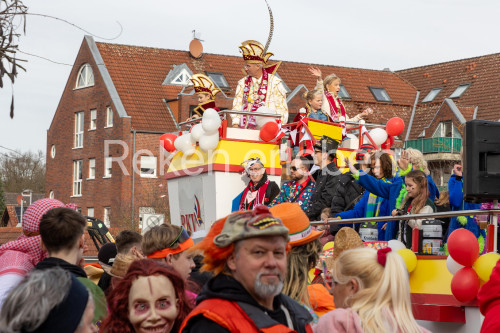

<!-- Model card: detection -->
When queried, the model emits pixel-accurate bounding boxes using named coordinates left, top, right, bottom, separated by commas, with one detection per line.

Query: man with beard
left=269, top=155, right=315, bottom=212
left=180, top=206, right=313, bottom=333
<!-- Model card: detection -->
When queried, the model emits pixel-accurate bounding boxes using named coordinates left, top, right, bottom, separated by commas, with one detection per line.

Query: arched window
left=76, top=63, right=95, bottom=88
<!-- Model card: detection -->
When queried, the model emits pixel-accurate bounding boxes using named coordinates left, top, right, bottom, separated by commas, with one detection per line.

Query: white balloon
left=203, top=108, right=219, bottom=120
left=446, top=255, right=465, bottom=275
left=174, top=133, right=195, bottom=156
left=256, top=106, right=274, bottom=129
left=190, top=124, right=205, bottom=143
left=388, top=240, right=406, bottom=252
left=368, top=128, right=388, bottom=146
left=199, top=132, right=219, bottom=152
left=202, top=109, right=221, bottom=134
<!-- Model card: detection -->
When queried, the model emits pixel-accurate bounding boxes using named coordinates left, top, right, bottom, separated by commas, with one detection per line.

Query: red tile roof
left=397, top=53, right=500, bottom=123
left=95, top=40, right=417, bottom=133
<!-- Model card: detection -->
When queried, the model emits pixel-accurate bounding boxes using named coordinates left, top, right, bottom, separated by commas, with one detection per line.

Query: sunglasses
left=169, top=227, right=191, bottom=247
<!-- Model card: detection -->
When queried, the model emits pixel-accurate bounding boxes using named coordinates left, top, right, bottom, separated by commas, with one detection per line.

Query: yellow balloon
left=473, top=253, right=500, bottom=282
left=397, top=248, right=417, bottom=273
left=323, top=241, right=334, bottom=251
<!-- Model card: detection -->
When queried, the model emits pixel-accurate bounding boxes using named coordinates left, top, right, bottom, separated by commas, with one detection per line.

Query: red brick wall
left=46, top=40, right=168, bottom=229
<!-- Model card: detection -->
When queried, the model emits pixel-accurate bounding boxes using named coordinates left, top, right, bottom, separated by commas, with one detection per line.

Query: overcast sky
left=1, top=0, right=499, bottom=154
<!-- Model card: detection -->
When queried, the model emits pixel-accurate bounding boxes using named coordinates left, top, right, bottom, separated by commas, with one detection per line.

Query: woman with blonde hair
left=316, top=247, right=430, bottom=333
left=308, top=67, right=372, bottom=123
left=398, top=148, right=440, bottom=201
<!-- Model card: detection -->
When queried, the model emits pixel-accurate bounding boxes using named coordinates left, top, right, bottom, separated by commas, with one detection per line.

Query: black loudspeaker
left=464, top=120, right=500, bottom=203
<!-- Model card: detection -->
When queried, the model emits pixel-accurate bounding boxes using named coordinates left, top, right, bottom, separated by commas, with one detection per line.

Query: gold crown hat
left=190, top=73, right=221, bottom=98
left=239, top=40, right=274, bottom=64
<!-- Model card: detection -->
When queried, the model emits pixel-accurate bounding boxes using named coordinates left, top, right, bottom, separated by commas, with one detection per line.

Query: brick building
left=397, top=53, right=500, bottom=188
left=45, top=36, right=421, bottom=228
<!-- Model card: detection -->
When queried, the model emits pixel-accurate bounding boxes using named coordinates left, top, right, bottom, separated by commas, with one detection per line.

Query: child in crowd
left=316, top=247, right=430, bottom=333
left=397, top=148, right=440, bottom=202
left=394, top=170, right=436, bottom=248
left=308, top=67, right=371, bottom=123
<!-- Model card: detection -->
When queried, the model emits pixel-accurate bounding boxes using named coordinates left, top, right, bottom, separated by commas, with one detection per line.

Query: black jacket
left=182, top=274, right=312, bottom=333
left=306, top=162, right=342, bottom=221
left=329, top=171, right=364, bottom=235
left=35, top=257, right=87, bottom=278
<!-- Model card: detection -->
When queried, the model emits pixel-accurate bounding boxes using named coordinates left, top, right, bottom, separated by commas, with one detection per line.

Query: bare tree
left=1, top=0, right=28, bottom=118
left=0, top=150, right=45, bottom=193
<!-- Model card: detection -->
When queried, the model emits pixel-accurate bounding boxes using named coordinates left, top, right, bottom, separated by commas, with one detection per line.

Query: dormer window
left=449, top=84, right=471, bottom=99
left=368, top=87, right=392, bottom=102
left=207, top=72, right=229, bottom=88
left=422, top=87, right=443, bottom=103
left=75, top=64, right=94, bottom=88
left=163, top=64, right=193, bottom=86
left=339, top=84, right=351, bottom=99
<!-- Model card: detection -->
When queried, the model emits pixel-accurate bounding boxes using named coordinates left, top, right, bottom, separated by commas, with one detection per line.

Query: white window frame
left=89, top=109, right=97, bottom=130
left=87, top=207, right=94, bottom=218
left=339, top=84, right=351, bottom=99
left=103, top=207, right=111, bottom=227
left=206, top=72, right=229, bottom=89
left=368, top=87, right=392, bottom=102
left=72, top=160, right=83, bottom=197
left=75, top=63, right=95, bottom=89
left=74, top=112, right=84, bottom=148
left=449, top=84, right=471, bottom=99
left=104, top=157, right=112, bottom=178
left=140, top=156, right=157, bottom=178
left=106, top=107, right=113, bottom=128
left=88, top=158, right=95, bottom=179
left=422, top=87, right=443, bottom=103
left=171, top=69, right=192, bottom=86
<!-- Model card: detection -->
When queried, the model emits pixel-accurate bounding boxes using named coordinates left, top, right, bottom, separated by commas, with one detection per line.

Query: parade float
left=162, top=109, right=395, bottom=233
left=159, top=111, right=500, bottom=332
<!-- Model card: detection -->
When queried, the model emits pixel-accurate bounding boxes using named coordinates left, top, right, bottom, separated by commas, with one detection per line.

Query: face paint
left=128, top=275, right=179, bottom=333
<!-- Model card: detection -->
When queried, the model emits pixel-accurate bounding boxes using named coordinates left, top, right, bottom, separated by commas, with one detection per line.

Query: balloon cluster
left=387, top=240, right=417, bottom=273
left=365, top=117, right=405, bottom=149
left=159, top=109, right=221, bottom=156
left=340, top=117, right=404, bottom=150
left=446, top=229, right=500, bottom=302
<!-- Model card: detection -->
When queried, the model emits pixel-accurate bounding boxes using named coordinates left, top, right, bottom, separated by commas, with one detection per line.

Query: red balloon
left=448, top=229, right=479, bottom=267
left=381, top=136, right=395, bottom=149
left=386, top=117, right=405, bottom=137
left=451, top=267, right=480, bottom=302
left=160, top=133, right=177, bottom=152
left=260, top=121, right=280, bottom=142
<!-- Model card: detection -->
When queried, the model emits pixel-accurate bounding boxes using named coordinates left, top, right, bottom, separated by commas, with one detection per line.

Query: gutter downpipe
left=131, top=129, right=136, bottom=228
left=405, top=91, right=420, bottom=143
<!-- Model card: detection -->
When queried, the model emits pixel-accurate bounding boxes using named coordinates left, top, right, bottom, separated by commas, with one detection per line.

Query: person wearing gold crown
left=232, top=40, right=288, bottom=129
left=186, top=73, right=221, bottom=121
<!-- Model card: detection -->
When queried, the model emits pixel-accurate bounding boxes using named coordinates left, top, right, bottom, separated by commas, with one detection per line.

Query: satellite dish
left=189, top=39, right=203, bottom=58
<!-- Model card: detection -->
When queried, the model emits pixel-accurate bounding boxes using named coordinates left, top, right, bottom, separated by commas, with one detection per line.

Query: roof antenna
left=192, top=30, right=204, bottom=42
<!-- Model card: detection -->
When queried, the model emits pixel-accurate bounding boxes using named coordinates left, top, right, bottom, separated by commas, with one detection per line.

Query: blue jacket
left=427, top=175, right=440, bottom=203
left=357, top=173, right=404, bottom=240
left=336, top=174, right=402, bottom=241
left=446, top=174, right=485, bottom=242
left=336, top=189, right=393, bottom=241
